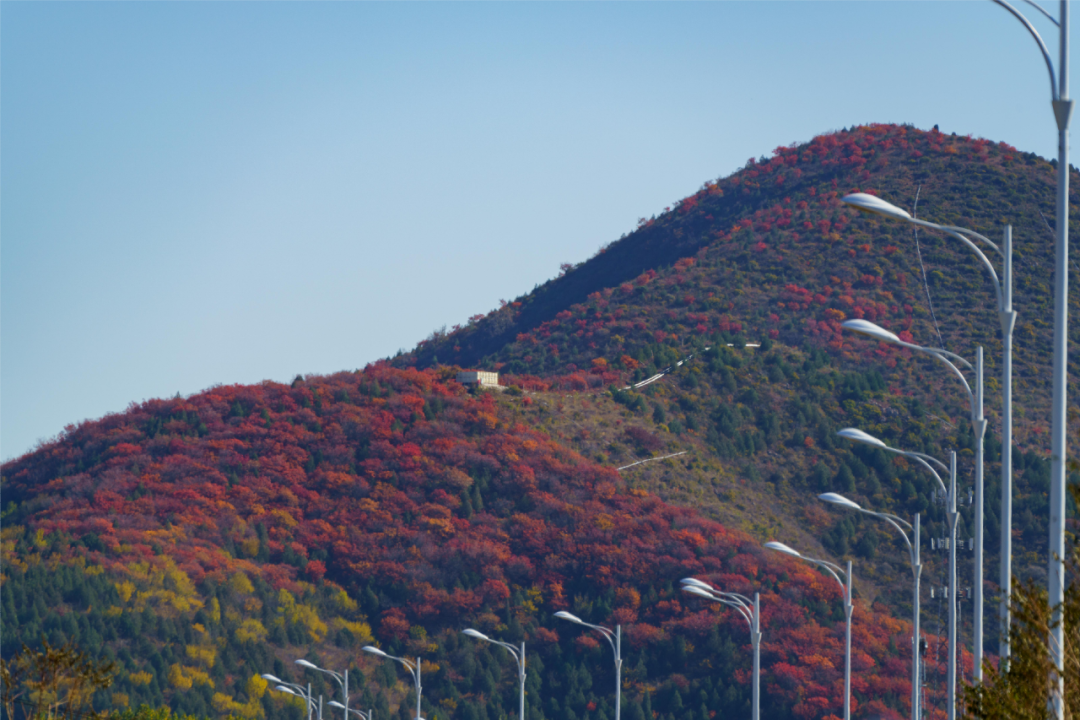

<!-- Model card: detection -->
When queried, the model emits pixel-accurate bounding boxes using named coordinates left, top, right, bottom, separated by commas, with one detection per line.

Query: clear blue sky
left=1, top=1, right=1072, bottom=461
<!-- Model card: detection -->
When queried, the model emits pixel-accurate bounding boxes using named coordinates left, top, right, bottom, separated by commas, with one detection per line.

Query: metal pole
left=344, top=670, right=350, bottom=720
left=948, top=452, right=958, bottom=720
left=519, top=642, right=526, bottom=720
left=844, top=560, right=853, bottom=720
left=415, top=658, right=422, bottom=720
left=974, top=346, right=986, bottom=681
left=1000, top=225, right=1016, bottom=666
left=912, top=513, right=922, bottom=720
left=308, top=684, right=314, bottom=720
left=1049, top=5, right=1071, bottom=717
left=751, top=594, right=760, bottom=720
left=614, top=626, right=622, bottom=720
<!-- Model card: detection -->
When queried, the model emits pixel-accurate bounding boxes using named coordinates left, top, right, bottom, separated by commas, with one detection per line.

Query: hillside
left=0, top=366, right=951, bottom=720
left=3, top=123, right=1077, bottom=720
left=394, top=123, right=1080, bottom=647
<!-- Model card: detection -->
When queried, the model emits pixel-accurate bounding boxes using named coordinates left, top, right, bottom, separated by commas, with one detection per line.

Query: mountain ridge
left=4, top=122, right=1076, bottom=720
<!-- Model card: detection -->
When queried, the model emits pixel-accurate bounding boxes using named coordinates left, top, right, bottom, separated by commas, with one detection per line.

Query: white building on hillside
left=456, top=370, right=499, bottom=387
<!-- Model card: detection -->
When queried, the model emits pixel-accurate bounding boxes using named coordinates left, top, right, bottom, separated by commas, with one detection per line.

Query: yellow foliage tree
left=235, top=619, right=268, bottom=645
left=330, top=618, right=373, bottom=645
left=116, top=582, right=135, bottom=604
left=209, top=597, right=221, bottom=624
left=128, top=672, right=153, bottom=687
left=166, top=665, right=191, bottom=691
left=275, top=589, right=327, bottom=643
left=228, top=572, right=254, bottom=595
left=185, top=645, right=216, bottom=668
left=167, top=665, right=212, bottom=691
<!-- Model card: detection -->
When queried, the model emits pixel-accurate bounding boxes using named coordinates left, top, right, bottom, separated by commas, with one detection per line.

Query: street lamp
left=553, top=612, right=621, bottom=720
left=817, top=492, right=925, bottom=720
left=362, top=647, right=421, bottom=720
left=841, top=318, right=989, bottom=680
left=329, top=701, right=372, bottom=720
left=984, top=4, right=1070, bottom=705
left=679, top=580, right=761, bottom=720
left=462, top=629, right=526, bottom=720
left=764, top=542, right=853, bottom=720
left=296, top=659, right=353, bottom=720
left=264, top=677, right=320, bottom=720
left=833, top=429, right=962, bottom=719
left=842, top=192, right=1013, bottom=679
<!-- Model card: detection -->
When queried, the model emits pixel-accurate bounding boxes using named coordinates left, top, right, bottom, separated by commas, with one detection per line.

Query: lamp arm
left=936, top=225, right=1001, bottom=256
left=922, top=351, right=975, bottom=412
left=491, top=639, right=522, bottom=665
left=991, top=0, right=1059, bottom=100
left=862, top=508, right=914, bottom=551
left=382, top=652, right=416, bottom=673
left=1021, top=0, right=1060, bottom=25
left=594, top=628, right=618, bottom=659
left=572, top=620, right=617, bottom=657
left=806, top=555, right=846, bottom=575
left=710, top=599, right=754, bottom=631
left=906, top=453, right=949, bottom=496
left=945, top=225, right=1001, bottom=250
left=717, top=591, right=753, bottom=607
left=312, top=667, right=345, bottom=687
left=693, top=590, right=752, bottom=620
left=810, top=560, right=847, bottom=593
left=939, top=227, right=1005, bottom=309
left=895, top=339, right=973, bottom=372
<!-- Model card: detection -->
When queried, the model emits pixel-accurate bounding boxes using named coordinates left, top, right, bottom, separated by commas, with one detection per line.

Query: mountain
left=3, top=124, right=1076, bottom=720
left=394, top=121, right=1080, bottom=643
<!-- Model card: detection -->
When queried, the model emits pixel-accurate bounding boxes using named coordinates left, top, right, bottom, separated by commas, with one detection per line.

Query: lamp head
left=553, top=611, right=583, bottom=624
left=462, top=629, right=488, bottom=640
left=679, top=577, right=712, bottom=590
left=362, top=646, right=388, bottom=658
left=275, top=686, right=299, bottom=696
left=818, top=492, right=862, bottom=510
left=261, top=674, right=283, bottom=684
left=682, top=585, right=716, bottom=600
left=328, top=702, right=346, bottom=711
left=837, top=427, right=888, bottom=449
left=841, top=193, right=912, bottom=221
left=764, top=541, right=802, bottom=558
left=841, top=319, right=902, bottom=344
left=294, top=659, right=319, bottom=670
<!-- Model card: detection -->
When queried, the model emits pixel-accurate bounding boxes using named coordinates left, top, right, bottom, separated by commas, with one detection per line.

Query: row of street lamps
left=264, top=191, right=1039, bottom=720
left=260, top=5, right=1069, bottom=718
left=839, top=1, right=1072, bottom=711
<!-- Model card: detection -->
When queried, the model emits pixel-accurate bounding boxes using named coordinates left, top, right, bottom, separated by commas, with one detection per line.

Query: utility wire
left=912, top=186, right=946, bottom=349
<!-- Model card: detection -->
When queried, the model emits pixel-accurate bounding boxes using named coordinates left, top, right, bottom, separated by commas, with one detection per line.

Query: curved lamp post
left=296, top=659, right=353, bottom=720
left=842, top=193, right=1010, bottom=680
left=264, top=678, right=321, bottom=720
left=832, top=429, right=961, bottom=720
left=765, top=542, right=853, bottom=720
left=553, top=612, right=621, bottom=720
left=680, top=579, right=761, bottom=720
left=817, top=492, right=925, bottom=720
left=983, top=3, right=1070, bottom=704
left=362, top=647, right=421, bottom=720
left=329, top=701, right=372, bottom=720
left=841, top=318, right=988, bottom=680
left=463, top=629, right=526, bottom=720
